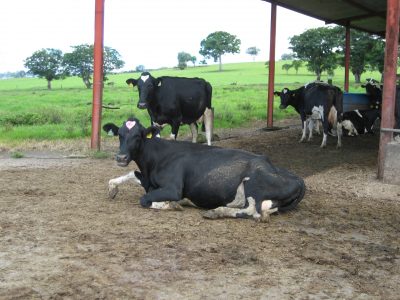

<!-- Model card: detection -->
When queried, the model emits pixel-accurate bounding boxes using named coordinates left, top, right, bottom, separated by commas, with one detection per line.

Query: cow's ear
left=126, top=78, right=138, bottom=86
left=274, top=91, right=281, bottom=96
left=143, top=126, right=161, bottom=139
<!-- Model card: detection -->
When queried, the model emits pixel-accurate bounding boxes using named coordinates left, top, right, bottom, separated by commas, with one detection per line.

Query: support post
left=267, top=2, right=276, bottom=128
left=91, top=0, right=105, bottom=150
left=377, top=0, right=400, bottom=179
left=344, top=23, right=350, bottom=92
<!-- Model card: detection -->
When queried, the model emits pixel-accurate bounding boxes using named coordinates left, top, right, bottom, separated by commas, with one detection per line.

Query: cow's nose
left=115, top=154, right=128, bottom=165
left=137, top=102, right=147, bottom=109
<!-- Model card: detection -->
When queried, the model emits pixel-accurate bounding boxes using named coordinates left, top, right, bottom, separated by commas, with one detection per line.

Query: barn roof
left=262, top=0, right=394, bottom=37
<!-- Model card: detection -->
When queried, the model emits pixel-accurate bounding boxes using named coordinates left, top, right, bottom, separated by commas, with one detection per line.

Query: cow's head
left=361, top=78, right=382, bottom=110
left=126, top=72, right=160, bottom=110
left=103, top=118, right=160, bottom=167
left=274, top=88, right=292, bottom=109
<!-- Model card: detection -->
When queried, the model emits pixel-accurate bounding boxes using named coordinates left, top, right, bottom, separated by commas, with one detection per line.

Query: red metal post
left=91, top=0, right=105, bottom=150
left=377, top=0, right=400, bottom=179
left=267, top=3, right=277, bottom=128
left=344, top=24, right=350, bottom=92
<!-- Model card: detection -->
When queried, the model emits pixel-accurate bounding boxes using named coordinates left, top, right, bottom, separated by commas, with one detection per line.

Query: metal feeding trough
left=343, top=93, right=371, bottom=112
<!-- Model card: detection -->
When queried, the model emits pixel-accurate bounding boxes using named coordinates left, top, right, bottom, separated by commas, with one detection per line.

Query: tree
left=282, top=63, right=292, bottom=74
left=281, top=53, right=294, bottom=60
left=63, top=44, right=124, bottom=88
left=365, top=37, right=385, bottom=81
left=291, top=60, right=303, bottom=74
left=135, top=65, right=145, bottom=72
left=177, top=51, right=192, bottom=70
left=246, top=46, right=260, bottom=61
left=289, top=27, right=341, bottom=80
left=199, top=31, right=241, bottom=71
left=24, top=48, right=64, bottom=89
left=332, top=27, right=383, bottom=83
left=190, top=56, right=197, bottom=67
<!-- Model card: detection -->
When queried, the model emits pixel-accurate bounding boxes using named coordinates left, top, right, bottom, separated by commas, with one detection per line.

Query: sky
left=0, top=0, right=325, bottom=73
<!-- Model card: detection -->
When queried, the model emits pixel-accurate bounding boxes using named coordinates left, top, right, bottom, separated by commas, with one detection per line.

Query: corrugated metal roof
left=262, top=0, right=394, bottom=37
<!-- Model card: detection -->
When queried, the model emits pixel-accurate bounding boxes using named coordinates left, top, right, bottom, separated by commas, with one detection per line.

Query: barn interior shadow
left=216, top=126, right=380, bottom=178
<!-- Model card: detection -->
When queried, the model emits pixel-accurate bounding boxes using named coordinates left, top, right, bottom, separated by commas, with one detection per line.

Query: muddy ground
left=1, top=120, right=399, bottom=299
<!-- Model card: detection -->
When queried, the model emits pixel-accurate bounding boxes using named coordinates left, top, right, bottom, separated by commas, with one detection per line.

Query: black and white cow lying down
left=341, top=109, right=380, bottom=136
left=105, top=118, right=305, bottom=222
left=126, top=72, right=214, bottom=145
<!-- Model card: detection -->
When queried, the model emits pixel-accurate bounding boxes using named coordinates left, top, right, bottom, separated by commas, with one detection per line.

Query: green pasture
left=0, top=61, right=381, bottom=145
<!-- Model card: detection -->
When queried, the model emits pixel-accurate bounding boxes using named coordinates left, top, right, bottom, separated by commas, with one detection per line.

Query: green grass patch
left=0, top=61, right=386, bottom=146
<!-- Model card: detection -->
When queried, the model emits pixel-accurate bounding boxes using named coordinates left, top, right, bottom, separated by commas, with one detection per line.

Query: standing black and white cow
left=274, top=82, right=343, bottom=148
left=341, top=109, right=380, bottom=136
left=106, top=118, right=306, bottom=222
left=361, top=78, right=383, bottom=110
left=361, top=78, right=400, bottom=133
left=126, top=72, right=214, bottom=145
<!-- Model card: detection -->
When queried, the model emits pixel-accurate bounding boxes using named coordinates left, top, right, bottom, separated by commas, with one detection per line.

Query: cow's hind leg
left=202, top=197, right=262, bottom=221
left=190, top=123, right=198, bottom=143
left=204, top=107, right=214, bottom=146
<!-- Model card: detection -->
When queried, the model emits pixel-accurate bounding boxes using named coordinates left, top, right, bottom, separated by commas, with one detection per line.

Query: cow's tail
left=276, top=177, right=306, bottom=213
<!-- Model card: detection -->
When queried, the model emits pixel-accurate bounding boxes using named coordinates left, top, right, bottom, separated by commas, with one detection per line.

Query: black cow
left=126, top=72, right=214, bottom=145
left=361, top=78, right=382, bottom=110
left=361, top=79, right=400, bottom=133
left=274, top=82, right=343, bottom=148
left=342, top=109, right=380, bottom=136
left=106, top=118, right=305, bottom=222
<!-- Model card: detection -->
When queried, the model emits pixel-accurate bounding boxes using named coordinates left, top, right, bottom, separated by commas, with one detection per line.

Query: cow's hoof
left=108, top=185, right=118, bottom=199
left=201, top=210, right=219, bottom=219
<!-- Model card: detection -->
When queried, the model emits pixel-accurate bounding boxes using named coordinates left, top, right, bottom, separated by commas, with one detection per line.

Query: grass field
left=0, top=61, right=381, bottom=145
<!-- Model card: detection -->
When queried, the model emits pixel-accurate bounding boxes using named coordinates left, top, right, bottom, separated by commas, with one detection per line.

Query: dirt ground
left=1, top=119, right=400, bottom=299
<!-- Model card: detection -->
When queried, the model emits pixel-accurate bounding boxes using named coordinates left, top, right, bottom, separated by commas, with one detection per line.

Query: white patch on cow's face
left=311, top=106, right=324, bottom=121
left=283, top=88, right=288, bottom=94
left=126, top=120, right=136, bottom=130
left=140, top=75, right=149, bottom=83
left=107, top=129, right=114, bottom=136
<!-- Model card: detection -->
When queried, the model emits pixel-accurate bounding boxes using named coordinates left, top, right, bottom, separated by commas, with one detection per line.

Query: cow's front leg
left=170, top=121, right=180, bottom=140
left=108, top=171, right=142, bottom=199
left=140, top=187, right=182, bottom=208
left=300, top=120, right=307, bottom=143
left=320, top=120, right=329, bottom=148
left=202, top=197, right=262, bottom=221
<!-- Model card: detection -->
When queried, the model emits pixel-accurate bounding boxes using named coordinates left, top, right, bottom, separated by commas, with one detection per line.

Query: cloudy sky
left=0, top=0, right=324, bottom=73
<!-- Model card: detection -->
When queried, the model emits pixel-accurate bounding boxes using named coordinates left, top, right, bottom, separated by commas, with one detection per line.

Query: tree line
left=281, top=26, right=386, bottom=83
left=24, top=44, right=124, bottom=89
left=21, top=26, right=388, bottom=89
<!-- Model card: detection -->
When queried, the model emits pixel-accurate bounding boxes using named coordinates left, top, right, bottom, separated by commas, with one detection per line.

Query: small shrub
left=11, top=151, right=24, bottom=158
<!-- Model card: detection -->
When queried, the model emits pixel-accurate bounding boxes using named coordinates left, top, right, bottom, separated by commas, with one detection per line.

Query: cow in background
left=274, top=82, right=343, bottom=148
left=126, top=72, right=214, bottom=145
left=361, top=78, right=382, bottom=110
left=341, top=109, right=380, bottom=136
